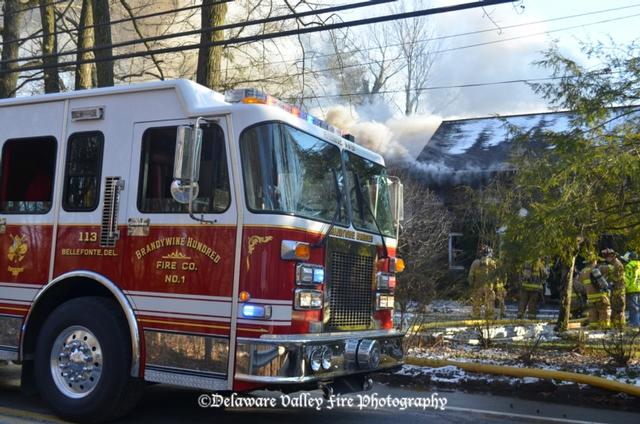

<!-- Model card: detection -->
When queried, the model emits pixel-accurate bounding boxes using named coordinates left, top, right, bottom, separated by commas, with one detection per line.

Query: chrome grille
left=100, top=177, right=123, bottom=248
left=326, top=250, right=374, bottom=330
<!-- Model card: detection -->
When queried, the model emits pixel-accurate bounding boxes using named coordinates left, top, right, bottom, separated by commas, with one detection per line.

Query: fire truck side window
left=138, top=125, right=230, bottom=213
left=0, top=137, right=57, bottom=214
left=62, top=132, right=104, bottom=211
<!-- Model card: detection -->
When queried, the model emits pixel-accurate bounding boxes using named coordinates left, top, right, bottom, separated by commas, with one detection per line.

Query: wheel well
left=22, top=277, right=123, bottom=360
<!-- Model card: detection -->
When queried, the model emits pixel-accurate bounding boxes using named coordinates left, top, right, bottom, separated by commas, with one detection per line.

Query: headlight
left=296, top=264, right=324, bottom=285
left=307, top=346, right=332, bottom=373
left=321, top=346, right=332, bottom=370
left=309, top=348, right=323, bottom=372
left=376, top=293, right=394, bottom=310
left=294, top=289, right=323, bottom=310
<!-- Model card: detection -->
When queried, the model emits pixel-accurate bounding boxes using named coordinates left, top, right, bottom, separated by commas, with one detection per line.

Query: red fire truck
left=0, top=80, right=404, bottom=421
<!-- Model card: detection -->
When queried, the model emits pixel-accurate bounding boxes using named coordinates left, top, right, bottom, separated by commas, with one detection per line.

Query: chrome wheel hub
left=50, top=325, right=103, bottom=399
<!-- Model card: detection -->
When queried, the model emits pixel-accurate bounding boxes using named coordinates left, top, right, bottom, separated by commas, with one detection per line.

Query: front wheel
left=35, top=297, right=142, bottom=423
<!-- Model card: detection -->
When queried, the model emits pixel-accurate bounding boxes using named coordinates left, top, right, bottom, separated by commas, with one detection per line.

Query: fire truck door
left=124, top=119, right=236, bottom=383
left=0, top=134, right=59, bottom=344
left=53, top=130, right=123, bottom=285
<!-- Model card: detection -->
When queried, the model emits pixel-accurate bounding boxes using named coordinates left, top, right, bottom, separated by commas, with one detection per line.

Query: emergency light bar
left=225, top=88, right=343, bottom=137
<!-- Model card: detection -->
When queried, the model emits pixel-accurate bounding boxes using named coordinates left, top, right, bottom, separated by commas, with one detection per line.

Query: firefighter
left=517, top=258, right=547, bottom=320
left=468, top=244, right=497, bottom=320
left=600, top=248, right=625, bottom=327
left=580, top=257, right=611, bottom=329
left=623, top=252, right=640, bottom=328
left=570, top=276, right=587, bottom=318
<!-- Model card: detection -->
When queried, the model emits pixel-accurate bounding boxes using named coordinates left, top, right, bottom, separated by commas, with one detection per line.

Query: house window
left=0, top=137, right=57, bottom=214
left=137, top=125, right=230, bottom=213
left=63, top=132, right=104, bottom=211
left=448, top=232, right=465, bottom=270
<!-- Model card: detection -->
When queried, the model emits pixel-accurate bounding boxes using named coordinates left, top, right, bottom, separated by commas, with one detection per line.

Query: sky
left=325, top=0, right=640, bottom=157
left=427, top=0, right=639, bottom=117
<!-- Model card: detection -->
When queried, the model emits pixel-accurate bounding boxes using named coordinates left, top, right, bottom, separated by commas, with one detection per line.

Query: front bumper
left=235, top=330, right=404, bottom=384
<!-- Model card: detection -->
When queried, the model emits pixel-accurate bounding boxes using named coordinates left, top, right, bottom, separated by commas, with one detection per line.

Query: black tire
left=34, top=297, right=143, bottom=423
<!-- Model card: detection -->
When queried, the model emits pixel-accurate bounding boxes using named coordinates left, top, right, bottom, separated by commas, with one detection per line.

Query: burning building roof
left=416, top=110, right=575, bottom=187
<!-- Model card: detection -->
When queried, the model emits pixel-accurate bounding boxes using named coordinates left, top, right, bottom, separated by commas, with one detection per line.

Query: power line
left=1, top=0, right=397, bottom=67
left=287, top=66, right=626, bottom=102
left=3, top=0, right=231, bottom=49
left=229, top=12, right=640, bottom=86
left=2, top=0, right=517, bottom=74
left=0, top=0, right=69, bottom=19
left=428, top=12, right=640, bottom=55
left=292, top=76, right=565, bottom=100
left=287, top=72, right=624, bottom=102
left=227, top=2, right=640, bottom=72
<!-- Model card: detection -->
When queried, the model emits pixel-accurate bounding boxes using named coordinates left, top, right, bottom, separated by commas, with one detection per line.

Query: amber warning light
left=225, top=88, right=342, bottom=137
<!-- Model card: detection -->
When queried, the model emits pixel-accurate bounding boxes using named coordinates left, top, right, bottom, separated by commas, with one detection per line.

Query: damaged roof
left=417, top=107, right=640, bottom=187
left=416, top=110, right=574, bottom=187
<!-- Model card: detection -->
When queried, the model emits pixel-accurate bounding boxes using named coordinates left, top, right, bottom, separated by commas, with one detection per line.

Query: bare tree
left=393, top=171, right=452, bottom=319
left=118, top=0, right=165, bottom=80
left=310, top=2, right=437, bottom=114
left=359, top=23, right=404, bottom=103
left=75, top=0, right=95, bottom=89
left=1, top=0, right=26, bottom=98
left=39, top=0, right=59, bottom=92
left=391, top=1, right=438, bottom=115
left=92, top=0, right=114, bottom=87
left=318, top=29, right=367, bottom=105
left=197, top=0, right=227, bottom=90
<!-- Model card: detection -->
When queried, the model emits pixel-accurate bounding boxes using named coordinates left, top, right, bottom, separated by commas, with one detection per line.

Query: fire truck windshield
left=344, top=152, right=395, bottom=238
left=240, top=122, right=349, bottom=225
left=240, top=122, right=395, bottom=238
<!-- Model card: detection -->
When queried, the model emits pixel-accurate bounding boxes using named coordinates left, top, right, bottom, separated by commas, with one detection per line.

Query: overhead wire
left=231, top=12, right=639, bottom=95
left=228, top=2, right=640, bottom=72
left=2, top=0, right=634, bottom=99
left=0, top=0, right=70, bottom=19
left=287, top=76, right=574, bottom=101
left=3, top=0, right=232, bottom=49
left=1, top=0, right=518, bottom=73
left=0, top=0, right=399, bottom=67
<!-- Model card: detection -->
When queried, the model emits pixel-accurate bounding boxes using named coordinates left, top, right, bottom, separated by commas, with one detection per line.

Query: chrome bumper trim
left=257, top=329, right=404, bottom=343
left=145, top=367, right=228, bottom=391
left=236, top=331, right=404, bottom=384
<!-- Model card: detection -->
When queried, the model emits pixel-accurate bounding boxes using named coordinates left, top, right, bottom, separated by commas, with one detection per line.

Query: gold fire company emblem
left=246, top=235, right=273, bottom=270
left=7, top=234, right=28, bottom=277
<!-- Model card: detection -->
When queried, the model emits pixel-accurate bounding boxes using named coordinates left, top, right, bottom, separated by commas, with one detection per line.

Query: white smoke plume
left=324, top=105, right=444, bottom=169
left=323, top=104, right=481, bottom=187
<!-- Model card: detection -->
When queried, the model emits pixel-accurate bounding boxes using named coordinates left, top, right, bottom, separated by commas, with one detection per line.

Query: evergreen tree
left=496, top=42, right=640, bottom=330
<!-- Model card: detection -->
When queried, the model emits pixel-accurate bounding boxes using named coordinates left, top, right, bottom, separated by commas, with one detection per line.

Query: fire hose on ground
left=404, top=357, right=640, bottom=397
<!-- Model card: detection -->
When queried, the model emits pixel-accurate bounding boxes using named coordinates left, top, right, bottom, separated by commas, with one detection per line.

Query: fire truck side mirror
left=172, top=125, right=202, bottom=204
left=388, top=177, right=404, bottom=228
left=174, top=126, right=202, bottom=182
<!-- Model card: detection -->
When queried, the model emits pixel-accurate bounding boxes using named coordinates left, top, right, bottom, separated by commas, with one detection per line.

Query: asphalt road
left=1, top=363, right=638, bottom=424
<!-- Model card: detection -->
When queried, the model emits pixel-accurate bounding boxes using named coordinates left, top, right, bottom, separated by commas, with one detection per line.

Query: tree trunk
left=196, top=1, right=227, bottom=90
left=0, top=0, right=22, bottom=98
left=75, top=0, right=94, bottom=90
left=559, top=255, right=576, bottom=332
left=92, top=0, right=113, bottom=87
left=40, top=0, right=59, bottom=93
left=404, top=62, right=413, bottom=115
